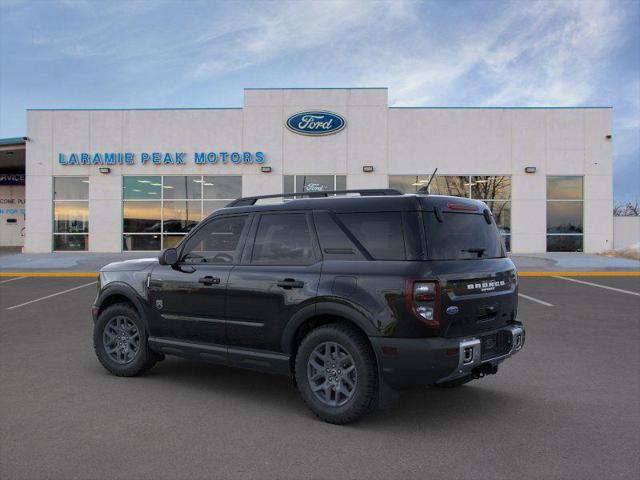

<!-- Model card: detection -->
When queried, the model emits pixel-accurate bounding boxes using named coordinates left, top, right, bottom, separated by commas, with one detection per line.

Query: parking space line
left=553, top=276, right=640, bottom=297
left=518, top=293, right=554, bottom=307
left=0, top=276, right=26, bottom=285
left=6, top=281, right=97, bottom=310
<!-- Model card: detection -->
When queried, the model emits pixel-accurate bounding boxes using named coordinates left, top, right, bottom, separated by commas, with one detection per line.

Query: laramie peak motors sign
left=286, top=111, right=346, bottom=136
left=57, top=151, right=266, bottom=166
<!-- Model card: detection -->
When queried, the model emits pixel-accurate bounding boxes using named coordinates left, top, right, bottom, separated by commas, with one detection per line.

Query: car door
left=148, top=214, right=251, bottom=349
left=225, top=211, right=322, bottom=352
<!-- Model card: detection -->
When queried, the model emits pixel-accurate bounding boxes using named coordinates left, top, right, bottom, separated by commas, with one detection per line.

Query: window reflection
left=54, top=235, right=87, bottom=251
left=547, top=176, right=583, bottom=200
left=121, top=175, right=241, bottom=250
left=429, top=176, right=469, bottom=197
left=203, top=176, right=242, bottom=199
left=296, top=175, right=336, bottom=193
left=547, top=235, right=583, bottom=252
left=162, top=176, right=202, bottom=200
left=471, top=176, right=511, bottom=200
left=162, top=200, right=202, bottom=233
left=123, top=176, right=161, bottom=199
left=54, top=177, right=89, bottom=200
left=547, top=201, right=583, bottom=234
left=54, top=202, right=89, bottom=233
left=389, top=175, right=431, bottom=194
left=123, top=234, right=161, bottom=251
left=53, top=177, right=89, bottom=251
left=485, top=201, right=511, bottom=234
left=123, top=201, right=161, bottom=232
left=283, top=175, right=347, bottom=198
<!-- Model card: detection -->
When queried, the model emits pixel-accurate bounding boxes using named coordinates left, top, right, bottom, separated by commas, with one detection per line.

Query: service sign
left=0, top=173, right=25, bottom=185
left=286, top=111, right=346, bottom=136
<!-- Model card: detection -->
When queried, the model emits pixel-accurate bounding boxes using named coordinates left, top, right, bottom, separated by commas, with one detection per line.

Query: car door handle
left=277, top=278, right=305, bottom=289
left=198, top=276, right=220, bottom=286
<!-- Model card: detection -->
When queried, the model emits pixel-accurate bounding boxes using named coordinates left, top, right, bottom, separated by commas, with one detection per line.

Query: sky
left=0, top=0, right=638, bottom=203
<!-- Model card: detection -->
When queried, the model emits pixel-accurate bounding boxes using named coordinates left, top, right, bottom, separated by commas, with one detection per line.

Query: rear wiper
left=461, top=247, right=487, bottom=258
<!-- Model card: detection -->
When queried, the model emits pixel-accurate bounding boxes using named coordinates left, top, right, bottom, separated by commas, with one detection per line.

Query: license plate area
left=481, top=330, right=512, bottom=360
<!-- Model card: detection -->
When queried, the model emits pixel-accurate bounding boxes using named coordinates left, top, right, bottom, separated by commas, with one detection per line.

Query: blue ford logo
left=286, top=111, right=346, bottom=136
left=446, top=306, right=459, bottom=315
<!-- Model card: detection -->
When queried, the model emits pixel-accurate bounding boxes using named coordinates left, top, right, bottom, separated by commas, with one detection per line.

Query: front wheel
left=295, top=324, right=378, bottom=424
left=93, top=303, right=158, bottom=377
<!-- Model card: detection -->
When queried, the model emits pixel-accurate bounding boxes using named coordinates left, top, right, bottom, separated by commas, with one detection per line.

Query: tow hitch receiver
left=472, top=363, right=498, bottom=379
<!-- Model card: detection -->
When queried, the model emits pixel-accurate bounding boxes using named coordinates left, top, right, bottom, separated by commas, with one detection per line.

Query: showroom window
left=283, top=175, right=346, bottom=197
left=53, top=177, right=89, bottom=251
left=546, top=176, right=583, bottom=252
left=389, top=175, right=511, bottom=250
left=122, top=175, right=242, bottom=251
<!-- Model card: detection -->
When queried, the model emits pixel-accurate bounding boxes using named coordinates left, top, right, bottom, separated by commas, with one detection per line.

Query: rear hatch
left=422, top=201, right=518, bottom=338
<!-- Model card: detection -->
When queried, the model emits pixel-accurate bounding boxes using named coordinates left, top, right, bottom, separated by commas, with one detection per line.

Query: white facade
left=613, top=216, right=640, bottom=250
left=24, top=88, right=613, bottom=253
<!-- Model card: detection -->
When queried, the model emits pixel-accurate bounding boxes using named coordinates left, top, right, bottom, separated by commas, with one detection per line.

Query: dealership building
left=0, top=88, right=616, bottom=254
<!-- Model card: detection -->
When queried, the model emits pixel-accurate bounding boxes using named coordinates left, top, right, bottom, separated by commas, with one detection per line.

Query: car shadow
left=120, top=357, right=529, bottom=429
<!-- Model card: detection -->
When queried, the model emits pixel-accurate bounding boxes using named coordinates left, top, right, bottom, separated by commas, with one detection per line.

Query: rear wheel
left=93, top=303, right=158, bottom=377
left=295, top=324, right=377, bottom=424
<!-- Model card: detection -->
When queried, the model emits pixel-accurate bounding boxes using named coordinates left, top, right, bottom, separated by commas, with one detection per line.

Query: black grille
left=481, top=330, right=512, bottom=360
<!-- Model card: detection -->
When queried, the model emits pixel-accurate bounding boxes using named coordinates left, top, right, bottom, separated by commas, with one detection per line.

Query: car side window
left=181, top=215, right=248, bottom=264
left=338, top=212, right=406, bottom=260
left=313, top=211, right=365, bottom=260
left=251, top=213, right=316, bottom=266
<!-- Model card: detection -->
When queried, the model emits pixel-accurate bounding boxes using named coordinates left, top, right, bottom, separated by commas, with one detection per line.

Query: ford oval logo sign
left=286, top=111, right=346, bottom=136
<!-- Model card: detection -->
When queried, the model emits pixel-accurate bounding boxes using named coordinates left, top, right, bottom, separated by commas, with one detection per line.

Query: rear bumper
left=370, top=324, right=525, bottom=389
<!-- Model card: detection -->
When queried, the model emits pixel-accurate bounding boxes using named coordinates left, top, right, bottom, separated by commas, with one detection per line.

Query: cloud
left=359, top=0, right=625, bottom=107
left=187, top=1, right=409, bottom=79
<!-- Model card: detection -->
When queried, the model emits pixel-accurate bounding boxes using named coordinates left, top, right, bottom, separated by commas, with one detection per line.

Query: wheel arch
left=96, top=283, right=146, bottom=322
left=283, top=301, right=379, bottom=372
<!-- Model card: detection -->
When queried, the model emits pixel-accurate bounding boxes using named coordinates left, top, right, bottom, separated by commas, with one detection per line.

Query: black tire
left=295, top=323, right=378, bottom=424
left=433, top=375, right=473, bottom=388
left=93, top=303, right=159, bottom=377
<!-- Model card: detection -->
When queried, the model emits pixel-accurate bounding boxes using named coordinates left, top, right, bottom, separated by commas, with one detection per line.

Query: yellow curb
left=518, top=271, right=640, bottom=277
left=0, top=272, right=99, bottom=277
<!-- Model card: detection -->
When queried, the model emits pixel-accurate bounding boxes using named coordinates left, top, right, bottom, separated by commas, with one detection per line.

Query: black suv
left=92, top=189, right=525, bottom=424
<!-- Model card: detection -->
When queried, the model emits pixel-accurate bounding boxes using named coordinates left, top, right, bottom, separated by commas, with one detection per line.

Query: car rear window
left=338, top=213, right=406, bottom=260
left=423, top=212, right=505, bottom=260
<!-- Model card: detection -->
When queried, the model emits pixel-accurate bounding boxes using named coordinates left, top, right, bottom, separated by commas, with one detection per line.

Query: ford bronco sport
left=92, top=189, right=525, bottom=424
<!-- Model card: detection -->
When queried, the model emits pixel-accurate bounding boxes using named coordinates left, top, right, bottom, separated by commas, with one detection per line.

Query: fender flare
left=95, top=282, right=147, bottom=321
left=281, top=300, right=378, bottom=354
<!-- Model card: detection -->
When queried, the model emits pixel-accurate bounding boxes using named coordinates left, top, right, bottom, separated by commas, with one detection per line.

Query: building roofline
left=0, top=137, right=26, bottom=146
left=27, top=105, right=613, bottom=112
left=27, top=107, right=243, bottom=112
left=390, top=106, right=613, bottom=110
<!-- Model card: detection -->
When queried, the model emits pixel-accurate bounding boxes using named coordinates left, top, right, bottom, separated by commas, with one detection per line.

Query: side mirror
left=159, top=247, right=178, bottom=266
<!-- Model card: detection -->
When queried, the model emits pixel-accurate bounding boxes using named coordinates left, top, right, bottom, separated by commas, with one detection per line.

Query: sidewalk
left=0, top=250, right=638, bottom=274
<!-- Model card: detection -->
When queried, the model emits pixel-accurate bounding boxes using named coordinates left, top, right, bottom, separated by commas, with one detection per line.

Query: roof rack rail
left=226, top=189, right=403, bottom=207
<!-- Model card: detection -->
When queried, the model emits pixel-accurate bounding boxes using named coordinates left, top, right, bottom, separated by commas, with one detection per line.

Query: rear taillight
left=406, top=280, right=440, bottom=328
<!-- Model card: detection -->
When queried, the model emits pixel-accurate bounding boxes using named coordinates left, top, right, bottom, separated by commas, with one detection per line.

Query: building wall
left=613, top=216, right=640, bottom=250
left=0, top=184, right=25, bottom=246
left=24, top=88, right=613, bottom=253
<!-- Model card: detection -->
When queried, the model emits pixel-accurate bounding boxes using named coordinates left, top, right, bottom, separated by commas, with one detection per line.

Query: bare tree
left=613, top=201, right=639, bottom=216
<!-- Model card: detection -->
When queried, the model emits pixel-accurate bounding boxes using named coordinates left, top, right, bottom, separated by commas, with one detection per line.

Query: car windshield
left=423, top=211, right=505, bottom=260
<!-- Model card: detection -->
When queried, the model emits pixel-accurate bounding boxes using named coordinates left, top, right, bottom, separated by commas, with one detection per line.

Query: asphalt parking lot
left=1, top=275, right=639, bottom=480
